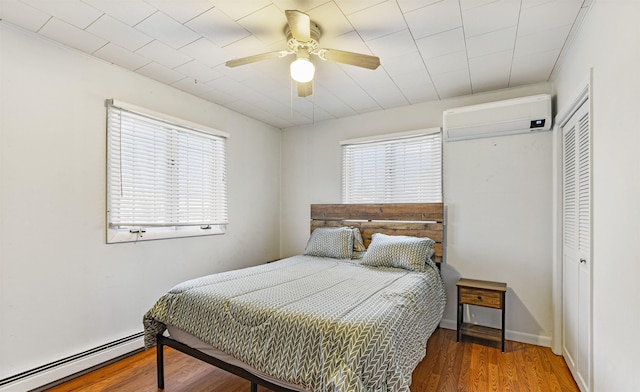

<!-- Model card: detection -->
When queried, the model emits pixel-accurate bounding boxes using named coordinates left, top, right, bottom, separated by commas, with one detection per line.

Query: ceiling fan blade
left=285, top=10, right=311, bottom=42
left=225, top=51, right=290, bottom=67
left=319, top=49, right=381, bottom=70
left=297, top=81, right=313, bottom=97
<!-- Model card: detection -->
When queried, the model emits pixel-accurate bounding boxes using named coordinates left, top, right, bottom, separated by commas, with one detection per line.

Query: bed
left=144, top=203, right=446, bottom=392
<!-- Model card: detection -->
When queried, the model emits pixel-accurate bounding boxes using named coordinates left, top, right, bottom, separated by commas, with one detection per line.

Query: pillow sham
left=360, top=233, right=434, bottom=272
left=304, top=227, right=354, bottom=259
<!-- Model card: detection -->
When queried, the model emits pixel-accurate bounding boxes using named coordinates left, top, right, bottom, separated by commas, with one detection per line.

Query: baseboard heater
left=0, top=332, right=144, bottom=391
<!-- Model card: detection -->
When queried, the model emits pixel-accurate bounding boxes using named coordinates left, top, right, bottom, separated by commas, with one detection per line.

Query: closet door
left=562, top=100, right=591, bottom=392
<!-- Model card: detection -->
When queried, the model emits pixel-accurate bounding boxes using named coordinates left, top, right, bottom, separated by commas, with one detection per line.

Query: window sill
left=107, top=225, right=226, bottom=244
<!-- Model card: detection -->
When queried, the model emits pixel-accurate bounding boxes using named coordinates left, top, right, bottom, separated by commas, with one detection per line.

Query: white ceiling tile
left=416, top=27, right=465, bottom=59
left=459, top=0, right=499, bottom=11
left=174, top=60, right=222, bottom=83
left=431, top=69, right=472, bottom=98
left=510, top=48, right=560, bottom=85
left=306, top=2, right=353, bottom=40
left=93, top=43, right=151, bottom=70
left=309, top=87, right=357, bottom=117
left=0, top=0, right=50, bottom=32
left=135, top=40, right=192, bottom=69
left=324, top=82, right=379, bottom=112
left=469, top=49, right=512, bottom=76
left=397, top=0, right=441, bottom=13
left=469, top=49, right=512, bottom=92
left=426, top=50, right=468, bottom=75
left=210, top=0, right=271, bottom=21
left=347, top=1, right=406, bottom=42
left=39, top=18, right=107, bottom=54
left=392, top=68, right=433, bottom=88
left=462, top=0, right=520, bottom=37
left=521, top=0, right=569, bottom=10
left=404, top=0, right=462, bottom=40
left=237, top=4, right=288, bottom=45
left=366, top=29, right=417, bottom=61
left=20, top=0, right=102, bottom=29
left=381, top=50, right=426, bottom=77
left=333, top=0, right=386, bottom=16
left=402, top=83, right=439, bottom=104
left=134, top=11, right=200, bottom=49
left=214, top=62, right=259, bottom=82
left=514, top=24, right=572, bottom=58
left=222, top=35, right=274, bottom=59
left=202, top=85, right=244, bottom=103
left=319, top=30, right=372, bottom=55
left=86, top=15, right=153, bottom=51
left=136, top=62, right=185, bottom=84
left=81, top=0, right=155, bottom=26
left=270, top=0, right=331, bottom=13
left=179, top=38, right=228, bottom=67
left=466, top=26, right=516, bottom=58
left=186, top=8, right=250, bottom=47
left=342, top=65, right=393, bottom=90
left=518, top=0, right=582, bottom=35
left=172, top=77, right=215, bottom=95
left=368, top=84, right=408, bottom=109
left=143, top=0, right=215, bottom=24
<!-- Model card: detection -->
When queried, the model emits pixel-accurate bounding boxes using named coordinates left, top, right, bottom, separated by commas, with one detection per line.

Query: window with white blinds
left=106, top=99, right=228, bottom=243
left=342, top=129, right=442, bottom=203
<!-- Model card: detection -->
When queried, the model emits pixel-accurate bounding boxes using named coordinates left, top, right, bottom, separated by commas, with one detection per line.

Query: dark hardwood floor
left=45, top=328, right=578, bottom=392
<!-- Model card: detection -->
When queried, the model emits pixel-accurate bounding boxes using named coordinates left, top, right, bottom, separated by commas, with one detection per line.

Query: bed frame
left=156, top=202, right=446, bottom=391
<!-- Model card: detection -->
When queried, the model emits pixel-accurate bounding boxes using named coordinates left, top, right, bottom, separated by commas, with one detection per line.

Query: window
left=342, top=129, right=442, bottom=203
left=106, top=99, right=228, bottom=243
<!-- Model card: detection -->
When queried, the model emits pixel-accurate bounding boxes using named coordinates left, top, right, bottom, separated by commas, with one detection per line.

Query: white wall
left=281, top=83, right=554, bottom=345
left=553, top=1, right=640, bottom=390
left=0, top=23, right=281, bottom=383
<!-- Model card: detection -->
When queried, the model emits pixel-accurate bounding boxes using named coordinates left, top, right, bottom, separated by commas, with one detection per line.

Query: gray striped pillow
left=304, top=227, right=354, bottom=259
left=361, top=233, right=434, bottom=272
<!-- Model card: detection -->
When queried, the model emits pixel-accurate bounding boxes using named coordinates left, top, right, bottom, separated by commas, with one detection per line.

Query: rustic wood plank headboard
left=310, top=203, right=445, bottom=265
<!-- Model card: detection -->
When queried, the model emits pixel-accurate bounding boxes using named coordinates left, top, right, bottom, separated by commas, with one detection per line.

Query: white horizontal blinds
left=107, top=104, right=227, bottom=229
left=342, top=132, right=442, bottom=203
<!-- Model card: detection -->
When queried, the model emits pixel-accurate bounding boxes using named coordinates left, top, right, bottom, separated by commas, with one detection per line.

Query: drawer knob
left=477, top=296, right=482, bottom=300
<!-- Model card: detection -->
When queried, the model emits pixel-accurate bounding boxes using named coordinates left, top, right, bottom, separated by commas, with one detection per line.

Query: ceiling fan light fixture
left=290, top=57, right=315, bottom=83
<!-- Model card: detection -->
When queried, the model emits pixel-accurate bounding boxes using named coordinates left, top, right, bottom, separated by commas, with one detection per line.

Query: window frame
left=106, top=99, right=229, bottom=243
left=341, top=128, right=442, bottom=204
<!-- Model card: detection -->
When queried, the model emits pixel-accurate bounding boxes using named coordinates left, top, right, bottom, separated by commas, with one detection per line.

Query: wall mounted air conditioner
left=443, top=94, right=552, bottom=141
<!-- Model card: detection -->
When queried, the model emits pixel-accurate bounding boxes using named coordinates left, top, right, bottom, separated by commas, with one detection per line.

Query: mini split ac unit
left=443, top=94, right=552, bottom=141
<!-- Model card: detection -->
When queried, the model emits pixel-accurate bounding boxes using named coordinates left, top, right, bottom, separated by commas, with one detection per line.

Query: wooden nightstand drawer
left=459, top=287, right=502, bottom=309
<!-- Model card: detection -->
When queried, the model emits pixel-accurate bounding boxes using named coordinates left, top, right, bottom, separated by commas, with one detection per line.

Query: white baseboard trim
left=439, top=319, right=552, bottom=348
left=0, top=334, right=144, bottom=392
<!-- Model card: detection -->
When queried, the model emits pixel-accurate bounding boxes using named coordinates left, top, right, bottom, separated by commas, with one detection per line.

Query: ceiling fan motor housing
left=285, top=21, right=321, bottom=54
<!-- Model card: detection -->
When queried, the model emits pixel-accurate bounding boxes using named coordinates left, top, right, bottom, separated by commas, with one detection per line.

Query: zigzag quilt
left=144, top=255, right=445, bottom=392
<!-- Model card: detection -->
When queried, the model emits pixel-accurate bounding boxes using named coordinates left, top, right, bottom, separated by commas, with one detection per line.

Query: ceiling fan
left=225, top=10, right=381, bottom=97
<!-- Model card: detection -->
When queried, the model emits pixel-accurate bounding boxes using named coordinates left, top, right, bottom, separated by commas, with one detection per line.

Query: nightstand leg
left=501, top=292, right=506, bottom=352
left=457, top=287, right=462, bottom=342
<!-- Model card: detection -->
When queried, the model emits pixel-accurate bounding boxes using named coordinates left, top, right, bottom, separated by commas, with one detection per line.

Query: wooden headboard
left=310, top=203, right=445, bottom=265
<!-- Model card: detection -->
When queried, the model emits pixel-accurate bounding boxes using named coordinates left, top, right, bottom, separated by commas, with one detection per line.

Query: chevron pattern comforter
left=144, top=255, right=445, bottom=392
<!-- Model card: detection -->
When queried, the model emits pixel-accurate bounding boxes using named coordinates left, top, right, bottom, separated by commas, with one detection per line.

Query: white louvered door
left=562, top=100, right=591, bottom=392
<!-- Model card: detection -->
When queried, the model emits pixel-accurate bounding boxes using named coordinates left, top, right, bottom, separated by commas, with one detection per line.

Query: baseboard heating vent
left=0, top=332, right=144, bottom=391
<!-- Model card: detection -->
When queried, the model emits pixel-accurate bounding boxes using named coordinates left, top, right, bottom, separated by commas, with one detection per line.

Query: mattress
left=144, top=255, right=445, bottom=392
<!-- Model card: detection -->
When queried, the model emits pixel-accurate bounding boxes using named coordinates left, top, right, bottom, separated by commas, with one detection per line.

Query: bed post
left=157, top=335, right=165, bottom=389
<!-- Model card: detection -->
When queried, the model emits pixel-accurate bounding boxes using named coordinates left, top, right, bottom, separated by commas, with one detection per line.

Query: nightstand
left=456, top=278, right=507, bottom=352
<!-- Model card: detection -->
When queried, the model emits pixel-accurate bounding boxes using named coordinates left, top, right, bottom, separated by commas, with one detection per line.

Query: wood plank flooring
left=45, top=328, right=578, bottom=392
